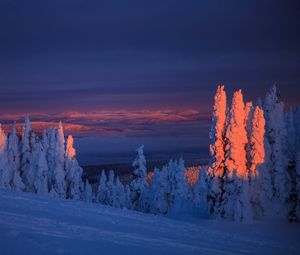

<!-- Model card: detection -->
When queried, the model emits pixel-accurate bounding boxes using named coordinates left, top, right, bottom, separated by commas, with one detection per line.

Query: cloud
left=0, top=108, right=209, bottom=136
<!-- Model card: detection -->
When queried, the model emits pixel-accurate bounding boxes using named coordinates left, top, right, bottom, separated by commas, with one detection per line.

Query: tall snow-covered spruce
left=222, top=90, right=251, bottom=221
left=207, top=85, right=227, bottom=217
left=224, top=89, right=248, bottom=179
left=263, top=85, right=288, bottom=218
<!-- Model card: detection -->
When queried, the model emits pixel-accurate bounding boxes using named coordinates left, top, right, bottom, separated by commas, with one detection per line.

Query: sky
left=0, top=0, right=299, bottom=164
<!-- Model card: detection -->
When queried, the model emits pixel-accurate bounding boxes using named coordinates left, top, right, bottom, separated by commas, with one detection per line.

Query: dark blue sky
left=0, top=0, right=299, bottom=114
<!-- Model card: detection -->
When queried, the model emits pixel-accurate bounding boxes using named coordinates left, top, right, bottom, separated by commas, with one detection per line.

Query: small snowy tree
left=8, top=123, right=24, bottom=191
left=194, top=169, right=208, bottom=217
left=34, top=143, right=49, bottom=195
left=96, top=170, right=108, bottom=204
left=124, top=184, right=132, bottom=209
left=130, top=145, right=149, bottom=212
left=47, top=127, right=56, bottom=192
left=113, top=177, right=126, bottom=208
left=107, top=170, right=115, bottom=206
left=149, top=168, right=168, bottom=214
left=0, top=124, right=11, bottom=189
left=83, top=179, right=92, bottom=203
left=171, top=158, right=190, bottom=213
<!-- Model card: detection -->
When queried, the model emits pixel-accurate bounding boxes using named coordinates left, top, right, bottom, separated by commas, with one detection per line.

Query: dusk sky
left=0, top=0, right=300, bottom=164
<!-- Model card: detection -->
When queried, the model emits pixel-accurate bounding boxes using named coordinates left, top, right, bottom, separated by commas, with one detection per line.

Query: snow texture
left=0, top=189, right=299, bottom=255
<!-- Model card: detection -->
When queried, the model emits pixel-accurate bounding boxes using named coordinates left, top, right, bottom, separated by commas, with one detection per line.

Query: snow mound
left=0, top=190, right=299, bottom=255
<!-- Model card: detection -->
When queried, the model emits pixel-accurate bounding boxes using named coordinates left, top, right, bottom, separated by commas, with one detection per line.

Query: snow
left=0, top=189, right=299, bottom=255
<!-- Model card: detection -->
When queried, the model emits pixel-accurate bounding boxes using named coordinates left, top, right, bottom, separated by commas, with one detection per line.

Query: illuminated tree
left=65, top=135, right=84, bottom=200
left=221, top=90, right=249, bottom=220
left=224, top=89, right=248, bottom=178
left=248, top=106, right=265, bottom=178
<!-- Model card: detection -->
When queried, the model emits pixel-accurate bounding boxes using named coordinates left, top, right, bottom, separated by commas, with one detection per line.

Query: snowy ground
left=0, top=190, right=299, bottom=255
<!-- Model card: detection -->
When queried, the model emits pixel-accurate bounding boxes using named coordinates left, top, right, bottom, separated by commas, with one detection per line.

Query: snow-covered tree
left=124, top=184, right=132, bottom=209
left=285, top=109, right=299, bottom=221
left=207, top=85, right=227, bottom=216
left=22, top=132, right=37, bottom=192
left=106, top=170, right=115, bottom=206
left=34, top=142, right=49, bottom=195
left=245, top=102, right=254, bottom=171
left=0, top=124, right=11, bottom=189
left=221, top=90, right=248, bottom=219
left=8, top=123, right=24, bottom=191
left=235, top=177, right=252, bottom=222
left=83, top=179, right=92, bottom=203
left=149, top=168, right=168, bottom=214
left=224, top=90, right=248, bottom=178
left=65, top=135, right=83, bottom=200
left=20, top=118, right=32, bottom=183
left=96, top=170, right=108, bottom=204
left=46, top=127, right=56, bottom=192
left=248, top=106, right=265, bottom=178
left=52, top=122, right=66, bottom=198
left=130, top=145, right=149, bottom=212
left=170, top=158, right=190, bottom=213
left=263, top=85, right=288, bottom=218
left=194, top=169, right=208, bottom=217
left=296, top=150, right=300, bottom=220
left=222, top=170, right=252, bottom=222
left=113, top=177, right=126, bottom=208
left=247, top=106, right=265, bottom=218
